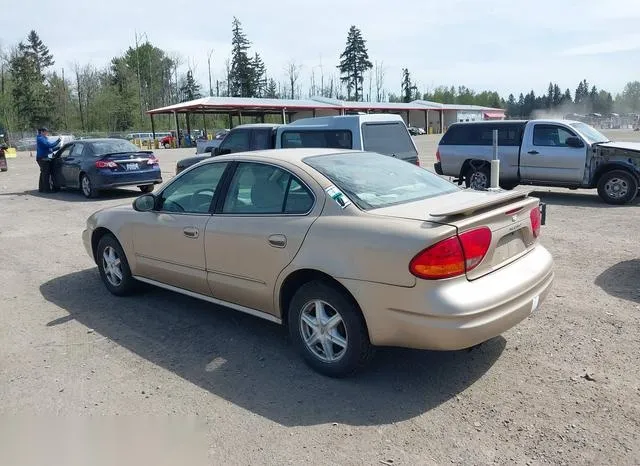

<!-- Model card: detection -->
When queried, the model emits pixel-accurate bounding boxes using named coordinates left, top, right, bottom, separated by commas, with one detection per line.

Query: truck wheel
left=597, top=170, right=638, bottom=205
left=499, top=181, right=518, bottom=191
left=465, top=165, right=490, bottom=190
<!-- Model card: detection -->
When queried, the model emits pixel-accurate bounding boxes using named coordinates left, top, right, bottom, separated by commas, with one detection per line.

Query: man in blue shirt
left=35, top=127, right=60, bottom=193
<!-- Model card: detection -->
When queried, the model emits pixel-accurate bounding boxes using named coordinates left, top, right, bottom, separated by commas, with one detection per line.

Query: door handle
left=268, top=234, right=287, bottom=248
left=183, top=227, right=199, bottom=239
left=527, top=150, right=539, bottom=155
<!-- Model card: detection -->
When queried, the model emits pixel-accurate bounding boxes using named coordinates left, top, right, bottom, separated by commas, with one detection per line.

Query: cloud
left=561, top=34, right=640, bottom=56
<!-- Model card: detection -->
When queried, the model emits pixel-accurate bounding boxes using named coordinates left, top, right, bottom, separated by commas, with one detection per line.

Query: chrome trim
left=135, top=253, right=206, bottom=271
left=133, top=276, right=282, bottom=324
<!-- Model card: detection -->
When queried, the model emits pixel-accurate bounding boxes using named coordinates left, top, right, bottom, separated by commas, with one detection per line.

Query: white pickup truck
left=434, top=119, right=640, bottom=204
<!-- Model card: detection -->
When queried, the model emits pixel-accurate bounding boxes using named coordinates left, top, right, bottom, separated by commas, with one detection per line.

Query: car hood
left=598, top=141, right=640, bottom=153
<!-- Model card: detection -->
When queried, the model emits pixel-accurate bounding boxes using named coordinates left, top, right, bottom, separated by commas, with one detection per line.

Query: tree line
left=1, top=22, right=639, bottom=135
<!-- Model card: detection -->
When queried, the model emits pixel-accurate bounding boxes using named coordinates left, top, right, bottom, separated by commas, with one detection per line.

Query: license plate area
left=125, top=163, right=139, bottom=171
left=491, top=229, right=527, bottom=266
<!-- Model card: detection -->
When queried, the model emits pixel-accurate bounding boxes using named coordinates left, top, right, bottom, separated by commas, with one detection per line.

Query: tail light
left=147, top=155, right=159, bottom=165
left=436, top=149, right=441, bottom=162
left=95, top=160, right=117, bottom=168
left=415, top=158, right=421, bottom=167
left=530, top=205, right=542, bottom=238
left=410, top=227, right=492, bottom=280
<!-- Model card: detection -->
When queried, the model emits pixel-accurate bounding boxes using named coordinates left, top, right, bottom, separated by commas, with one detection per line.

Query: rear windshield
left=440, top=124, right=524, bottom=146
left=361, top=122, right=418, bottom=159
left=281, top=130, right=352, bottom=150
left=91, top=140, right=140, bottom=156
left=304, top=151, right=458, bottom=210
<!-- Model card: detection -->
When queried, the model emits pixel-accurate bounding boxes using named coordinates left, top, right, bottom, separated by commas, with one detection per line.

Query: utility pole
left=207, top=50, right=214, bottom=97
left=62, top=67, right=67, bottom=130
left=216, top=80, right=219, bottom=97
left=134, top=31, right=143, bottom=123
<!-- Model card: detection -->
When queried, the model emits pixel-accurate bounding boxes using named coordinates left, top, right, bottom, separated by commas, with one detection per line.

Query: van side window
left=281, top=130, right=352, bottom=149
left=361, top=122, right=417, bottom=157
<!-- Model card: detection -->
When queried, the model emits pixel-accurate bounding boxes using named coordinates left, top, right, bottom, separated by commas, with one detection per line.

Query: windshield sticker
left=325, top=186, right=352, bottom=209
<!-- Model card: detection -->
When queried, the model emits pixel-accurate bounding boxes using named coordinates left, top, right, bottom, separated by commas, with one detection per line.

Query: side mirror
left=133, top=193, right=156, bottom=212
left=565, top=136, right=584, bottom=148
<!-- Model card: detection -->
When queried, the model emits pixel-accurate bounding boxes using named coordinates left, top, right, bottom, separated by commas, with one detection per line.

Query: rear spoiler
left=429, top=189, right=535, bottom=217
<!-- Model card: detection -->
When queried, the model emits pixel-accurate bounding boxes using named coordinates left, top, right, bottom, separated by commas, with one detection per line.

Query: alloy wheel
left=299, top=300, right=348, bottom=362
left=102, top=246, right=123, bottom=287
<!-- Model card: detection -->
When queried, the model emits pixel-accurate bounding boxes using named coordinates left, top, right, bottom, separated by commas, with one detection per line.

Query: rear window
left=361, top=122, right=418, bottom=158
left=91, top=140, right=140, bottom=156
left=304, top=151, right=458, bottom=210
left=281, top=130, right=352, bottom=149
left=441, top=124, right=523, bottom=146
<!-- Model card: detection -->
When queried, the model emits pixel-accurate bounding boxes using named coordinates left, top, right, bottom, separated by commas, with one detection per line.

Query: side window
left=222, top=162, right=313, bottom=215
left=361, top=123, right=418, bottom=157
left=71, top=143, right=84, bottom=157
left=220, top=130, right=250, bottom=153
left=159, top=162, right=228, bottom=214
left=250, top=129, right=273, bottom=150
left=533, top=125, right=576, bottom=147
left=281, top=130, right=352, bottom=150
left=58, top=146, right=73, bottom=158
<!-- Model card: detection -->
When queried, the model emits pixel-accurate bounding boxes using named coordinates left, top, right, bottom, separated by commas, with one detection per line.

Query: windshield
left=91, top=139, right=140, bottom=156
left=304, top=152, right=459, bottom=210
left=568, top=122, right=609, bottom=144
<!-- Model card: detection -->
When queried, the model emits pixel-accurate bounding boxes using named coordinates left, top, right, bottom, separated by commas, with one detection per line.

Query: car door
left=131, top=161, right=231, bottom=296
left=520, top=123, right=587, bottom=183
left=52, top=144, right=73, bottom=187
left=217, top=128, right=251, bottom=155
left=205, top=161, right=319, bottom=315
left=61, top=142, right=85, bottom=187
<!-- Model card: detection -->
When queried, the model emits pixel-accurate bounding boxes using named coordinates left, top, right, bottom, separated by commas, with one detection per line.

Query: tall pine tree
left=229, top=17, right=253, bottom=97
left=337, top=26, right=373, bottom=101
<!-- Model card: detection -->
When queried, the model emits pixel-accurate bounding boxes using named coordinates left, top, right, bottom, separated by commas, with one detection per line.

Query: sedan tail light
left=147, top=155, right=159, bottom=165
left=436, top=149, right=441, bottom=162
left=410, top=227, right=492, bottom=280
left=530, top=205, right=542, bottom=238
left=95, top=160, right=117, bottom=168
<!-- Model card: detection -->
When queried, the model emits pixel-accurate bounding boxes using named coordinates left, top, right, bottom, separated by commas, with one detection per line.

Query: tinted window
left=533, top=125, right=577, bottom=147
left=220, top=129, right=250, bottom=153
left=304, top=152, right=458, bottom=210
left=222, top=162, right=313, bottom=215
left=361, top=122, right=418, bottom=158
left=250, top=129, right=274, bottom=150
left=159, top=162, right=228, bottom=214
left=58, top=146, right=73, bottom=158
left=441, top=124, right=523, bottom=146
left=281, top=130, right=352, bottom=149
left=91, top=140, right=140, bottom=156
left=70, top=143, right=85, bottom=157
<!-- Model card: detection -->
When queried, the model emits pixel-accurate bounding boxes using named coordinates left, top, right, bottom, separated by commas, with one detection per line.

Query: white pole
left=489, top=129, right=500, bottom=190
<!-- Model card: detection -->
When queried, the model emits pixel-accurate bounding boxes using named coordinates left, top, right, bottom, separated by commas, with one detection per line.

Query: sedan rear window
left=91, top=140, right=140, bottom=156
left=304, top=152, right=459, bottom=210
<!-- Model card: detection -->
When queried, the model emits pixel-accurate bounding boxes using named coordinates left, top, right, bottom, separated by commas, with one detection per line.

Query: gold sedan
left=83, top=149, right=554, bottom=377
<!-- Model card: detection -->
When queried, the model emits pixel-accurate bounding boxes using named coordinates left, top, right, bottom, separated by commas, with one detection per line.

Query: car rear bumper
left=339, top=245, right=554, bottom=350
left=94, top=170, right=162, bottom=189
left=434, top=162, right=443, bottom=175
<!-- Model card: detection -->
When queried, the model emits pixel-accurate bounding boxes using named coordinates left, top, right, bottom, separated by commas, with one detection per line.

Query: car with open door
left=51, top=138, right=162, bottom=198
left=83, top=148, right=553, bottom=377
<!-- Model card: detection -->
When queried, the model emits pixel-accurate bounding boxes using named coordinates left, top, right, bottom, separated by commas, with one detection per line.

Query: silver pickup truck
left=434, top=119, right=640, bottom=204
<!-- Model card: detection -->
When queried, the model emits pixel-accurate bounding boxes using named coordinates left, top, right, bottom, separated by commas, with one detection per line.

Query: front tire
left=597, top=170, right=638, bottom=205
left=288, top=281, right=374, bottom=377
left=96, top=234, right=137, bottom=296
left=139, top=185, right=154, bottom=193
left=465, top=164, right=491, bottom=190
left=81, top=173, right=99, bottom=198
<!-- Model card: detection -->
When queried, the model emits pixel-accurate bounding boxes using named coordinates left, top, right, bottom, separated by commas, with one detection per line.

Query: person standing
left=35, top=127, right=60, bottom=193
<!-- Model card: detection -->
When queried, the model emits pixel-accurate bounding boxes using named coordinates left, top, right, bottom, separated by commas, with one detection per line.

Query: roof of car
left=69, top=138, right=129, bottom=144
left=233, top=123, right=282, bottom=129
left=209, top=148, right=359, bottom=164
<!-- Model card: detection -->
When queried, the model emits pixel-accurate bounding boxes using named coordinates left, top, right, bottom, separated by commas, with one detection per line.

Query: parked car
left=83, top=148, right=553, bottom=377
left=435, top=119, right=640, bottom=204
left=176, top=114, right=419, bottom=174
left=50, top=138, right=162, bottom=198
left=160, top=133, right=175, bottom=149
left=408, top=126, right=426, bottom=136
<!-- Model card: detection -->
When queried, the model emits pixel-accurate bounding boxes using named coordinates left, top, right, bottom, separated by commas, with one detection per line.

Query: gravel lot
left=1, top=131, right=639, bottom=465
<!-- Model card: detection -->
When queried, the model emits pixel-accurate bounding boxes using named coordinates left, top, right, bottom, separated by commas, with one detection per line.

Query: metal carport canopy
left=146, top=97, right=343, bottom=114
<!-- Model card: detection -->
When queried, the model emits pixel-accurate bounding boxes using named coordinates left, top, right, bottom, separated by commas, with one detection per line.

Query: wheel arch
left=278, top=268, right=367, bottom=331
left=592, top=162, right=640, bottom=187
left=91, top=227, right=117, bottom=263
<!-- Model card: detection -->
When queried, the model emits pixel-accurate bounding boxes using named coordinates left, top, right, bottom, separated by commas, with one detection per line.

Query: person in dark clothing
left=35, top=128, right=60, bottom=193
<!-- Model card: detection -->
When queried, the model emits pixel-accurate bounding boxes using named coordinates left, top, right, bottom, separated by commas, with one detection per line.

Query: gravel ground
left=0, top=130, right=639, bottom=465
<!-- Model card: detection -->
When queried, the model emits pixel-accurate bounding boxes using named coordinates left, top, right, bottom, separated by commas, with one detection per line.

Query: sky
left=2, top=0, right=640, bottom=99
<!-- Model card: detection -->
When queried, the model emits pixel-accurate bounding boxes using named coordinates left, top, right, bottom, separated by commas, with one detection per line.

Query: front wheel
left=288, top=281, right=374, bottom=377
left=597, top=170, right=638, bottom=205
left=465, top=164, right=491, bottom=190
left=139, top=185, right=154, bottom=193
left=96, top=234, right=137, bottom=296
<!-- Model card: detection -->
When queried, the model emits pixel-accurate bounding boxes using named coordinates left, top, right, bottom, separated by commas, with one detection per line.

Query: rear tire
left=81, top=173, right=99, bottom=198
left=139, top=185, right=154, bottom=193
left=288, top=281, right=374, bottom=377
left=499, top=181, right=519, bottom=190
left=96, top=234, right=137, bottom=296
left=597, top=170, right=638, bottom=205
left=163, top=143, right=170, bottom=149
left=465, top=164, right=491, bottom=190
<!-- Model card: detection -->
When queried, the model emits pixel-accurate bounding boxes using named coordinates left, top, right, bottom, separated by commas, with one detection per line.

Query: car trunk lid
left=371, top=189, right=542, bottom=280
left=98, top=151, right=157, bottom=172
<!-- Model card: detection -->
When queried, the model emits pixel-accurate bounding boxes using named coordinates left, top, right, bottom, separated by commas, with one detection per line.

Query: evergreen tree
left=180, top=70, right=201, bottom=102
left=251, top=53, right=267, bottom=97
left=401, top=68, right=416, bottom=103
left=229, top=17, right=254, bottom=97
left=337, top=25, right=373, bottom=101
left=552, top=84, right=562, bottom=107
left=506, top=93, right=518, bottom=117
left=562, top=88, right=572, bottom=104
left=547, top=82, right=554, bottom=108
left=264, top=78, right=278, bottom=98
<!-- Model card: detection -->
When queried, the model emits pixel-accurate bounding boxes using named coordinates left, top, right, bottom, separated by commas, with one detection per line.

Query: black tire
left=0, top=168, right=7, bottom=172
left=80, top=173, right=99, bottom=198
left=499, top=181, right=519, bottom=191
left=163, top=143, right=170, bottom=149
left=288, top=281, right=374, bottom=377
left=464, top=164, right=491, bottom=190
left=139, top=185, right=154, bottom=193
left=96, top=234, right=137, bottom=296
left=597, top=169, right=638, bottom=205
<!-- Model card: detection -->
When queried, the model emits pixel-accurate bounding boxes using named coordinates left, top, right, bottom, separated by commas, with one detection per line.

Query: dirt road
left=0, top=132, right=638, bottom=465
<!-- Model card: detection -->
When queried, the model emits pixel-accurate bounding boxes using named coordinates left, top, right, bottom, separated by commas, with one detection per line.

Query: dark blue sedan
left=51, top=138, right=162, bottom=198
